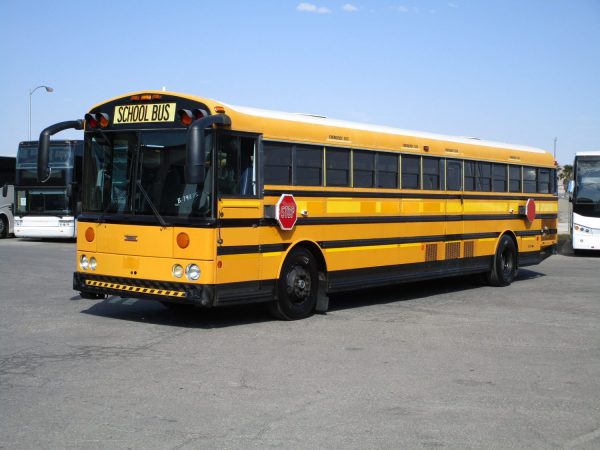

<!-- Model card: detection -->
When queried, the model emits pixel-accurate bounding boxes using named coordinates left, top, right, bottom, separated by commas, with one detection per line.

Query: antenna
left=162, top=86, right=166, bottom=92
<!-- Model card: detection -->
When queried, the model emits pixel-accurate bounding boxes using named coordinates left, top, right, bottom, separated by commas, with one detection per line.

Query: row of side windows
left=263, top=141, right=557, bottom=194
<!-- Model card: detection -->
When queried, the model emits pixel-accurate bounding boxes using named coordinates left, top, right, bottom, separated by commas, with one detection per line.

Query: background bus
left=37, top=91, right=557, bottom=319
left=0, top=156, right=16, bottom=238
left=15, top=140, right=83, bottom=238
left=568, top=151, right=600, bottom=252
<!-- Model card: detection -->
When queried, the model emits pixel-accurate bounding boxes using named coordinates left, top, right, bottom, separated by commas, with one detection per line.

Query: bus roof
left=575, top=151, right=600, bottom=157
left=229, top=103, right=548, bottom=155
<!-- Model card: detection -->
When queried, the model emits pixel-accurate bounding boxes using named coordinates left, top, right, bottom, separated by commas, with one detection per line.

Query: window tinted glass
left=509, top=165, right=521, bottom=192
left=492, top=163, right=507, bottom=192
left=464, top=161, right=476, bottom=191
left=523, top=166, right=537, bottom=193
left=423, top=156, right=441, bottom=190
left=477, top=162, right=492, bottom=192
left=326, top=147, right=350, bottom=187
left=538, top=168, right=551, bottom=194
left=447, top=160, right=462, bottom=191
left=264, top=142, right=292, bottom=185
left=294, top=145, right=322, bottom=186
left=377, top=153, right=398, bottom=188
left=354, top=150, right=374, bottom=188
left=402, top=155, right=420, bottom=189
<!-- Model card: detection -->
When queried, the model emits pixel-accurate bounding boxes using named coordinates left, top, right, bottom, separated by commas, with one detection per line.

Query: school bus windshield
left=82, top=130, right=214, bottom=218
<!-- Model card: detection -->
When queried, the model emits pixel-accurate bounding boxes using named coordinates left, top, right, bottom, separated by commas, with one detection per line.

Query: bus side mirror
left=1, top=184, right=7, bottom=198
left=185, top=113, right=231, bottom=185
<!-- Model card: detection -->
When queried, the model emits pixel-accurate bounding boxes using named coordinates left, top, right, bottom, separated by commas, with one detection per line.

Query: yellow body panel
left=77, top=91, right=558, bottom=303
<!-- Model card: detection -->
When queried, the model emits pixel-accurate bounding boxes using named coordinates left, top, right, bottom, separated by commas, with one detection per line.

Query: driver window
left=217, top=134, right=257, bottom=197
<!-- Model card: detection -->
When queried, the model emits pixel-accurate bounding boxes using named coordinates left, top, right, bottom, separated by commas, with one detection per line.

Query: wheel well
left=501, top=231, right=518, bottom=252
left=290, top=240, right=327, bottom=275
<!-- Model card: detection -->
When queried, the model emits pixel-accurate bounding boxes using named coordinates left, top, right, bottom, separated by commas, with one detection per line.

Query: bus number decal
left=113, top=103, right=177, bottom=124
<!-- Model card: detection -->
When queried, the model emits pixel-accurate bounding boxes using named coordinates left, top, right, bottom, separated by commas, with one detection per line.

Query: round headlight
left=185, top=264, right=201, bottom=281
left=80, top=255, right=89, bottom=270
left=89, top=257, right=97, bottom=270
left=172, top=264, right=183, bottom=278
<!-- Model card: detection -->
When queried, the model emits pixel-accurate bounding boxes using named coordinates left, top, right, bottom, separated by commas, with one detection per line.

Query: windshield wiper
left=136, top=180, right=169, bottom=227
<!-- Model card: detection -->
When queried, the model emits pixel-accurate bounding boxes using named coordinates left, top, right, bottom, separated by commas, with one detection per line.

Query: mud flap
left=315, top=272, right=329, bottom=314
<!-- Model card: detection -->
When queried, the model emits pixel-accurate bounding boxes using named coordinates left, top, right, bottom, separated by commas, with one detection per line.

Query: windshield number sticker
left=114, top=103, right=176, bottom=124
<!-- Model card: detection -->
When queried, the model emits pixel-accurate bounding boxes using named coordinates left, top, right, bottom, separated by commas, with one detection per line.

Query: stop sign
left=275, top=194, right=297, bottom=231
left=525, top=198, right=536, bottom=223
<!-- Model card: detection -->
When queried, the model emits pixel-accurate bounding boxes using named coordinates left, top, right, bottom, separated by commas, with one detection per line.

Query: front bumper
left=73, top=272, right=215, bottom=306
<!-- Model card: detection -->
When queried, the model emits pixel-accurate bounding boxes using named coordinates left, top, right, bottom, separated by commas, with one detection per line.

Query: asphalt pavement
left=1, top=234, right=599, bottom=449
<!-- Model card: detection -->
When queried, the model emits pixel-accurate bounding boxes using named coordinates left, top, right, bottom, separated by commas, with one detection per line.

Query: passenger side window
left=523, top=166, right=537, bottom=193
left=538, top=168, right=551, bottom=194
left=446, top=159, right=462, bottom=191
left=492, top=164, right=507, bottom=192
left=376, top=153, right=399, bottom=188
left=423, top=156, right=443, bottom=190
left=509, top=166, right=522, bottom=192
left=476, top=162, right=492, bottom=192
left=353, top=150, right=374, bottom=188
left=294, top=145, right=322, bottom=186
left=402, top=155, right=421, bottom=189
left=326, top=147, right=350, bottom=187
left=464, top=161, right=476, bottom=191
left=264, top=142, right=292, bottom=185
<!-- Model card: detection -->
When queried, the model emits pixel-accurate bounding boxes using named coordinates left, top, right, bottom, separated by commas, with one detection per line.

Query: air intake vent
left=445, top=242, right=461, bottom=260
left=464, top=241, right=475, bottom=258
left=425, top=244, right=438, bottom=262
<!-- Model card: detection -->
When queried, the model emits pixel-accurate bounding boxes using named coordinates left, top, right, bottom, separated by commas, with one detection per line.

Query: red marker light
left=85, top=113, right=99, bottom=129
left=177, top=109, right=194, bottom=126
left=193, top=109, right=208, bottom=120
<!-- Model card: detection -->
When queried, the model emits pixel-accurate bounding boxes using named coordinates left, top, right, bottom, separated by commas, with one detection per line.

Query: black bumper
left=73, top=272, right=214, bottom=306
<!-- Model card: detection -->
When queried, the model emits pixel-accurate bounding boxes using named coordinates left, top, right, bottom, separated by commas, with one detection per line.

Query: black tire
left=0, top=216, right=7, bottom=238
left=268, top=248, right=318, bottom=320
left=486, top=235, right=517, bottom=287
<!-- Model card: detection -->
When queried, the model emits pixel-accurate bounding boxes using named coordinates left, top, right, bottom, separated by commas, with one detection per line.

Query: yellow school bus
left=37, top=91, right=558, bottom=319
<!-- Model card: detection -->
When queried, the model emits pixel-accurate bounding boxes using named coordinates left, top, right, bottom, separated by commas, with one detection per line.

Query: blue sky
left=0, top=0, right=598, bottom=164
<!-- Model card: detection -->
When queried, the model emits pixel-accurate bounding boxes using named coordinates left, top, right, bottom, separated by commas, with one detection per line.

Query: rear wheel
left=0, top=216, right=7, bottom=238
left=268, top=248, right=318, bottom=320
left=486, top=235, right=517, bottom=286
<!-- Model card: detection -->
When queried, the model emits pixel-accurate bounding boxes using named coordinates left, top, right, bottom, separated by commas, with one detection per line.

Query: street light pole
left=29, top=85, right=54, bottom=141
left=553, top=137, right=558, bottom=160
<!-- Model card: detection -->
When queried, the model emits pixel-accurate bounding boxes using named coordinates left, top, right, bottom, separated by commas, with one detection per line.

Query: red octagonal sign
left=275, top=194, right=298, bottom=231
left=525, top=198, right=536, bottom=223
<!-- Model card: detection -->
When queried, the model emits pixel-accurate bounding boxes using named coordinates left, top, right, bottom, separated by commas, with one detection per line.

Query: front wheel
left=0, top=216, right=7, bottom=238
left=268, top=248, right=318, bottom=320
left=486, top=235, right=517, bottom=287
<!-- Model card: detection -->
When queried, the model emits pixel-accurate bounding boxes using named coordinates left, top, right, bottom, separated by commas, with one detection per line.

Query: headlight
left=172, top=264, right=183, bottom=278
left=574, top=224, right=591, bottom=233
left=89, top=257, right=97, bottom=270
left=185, top=264, right=201, bottom=281
left=80, top=255, right=89, bottom=270
left=15, top=219, right=22, bottom=226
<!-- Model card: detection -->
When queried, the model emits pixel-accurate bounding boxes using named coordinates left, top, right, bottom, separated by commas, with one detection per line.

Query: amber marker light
left=85, top=227, right=95, bottom=242
left=214, top=106, right=226, bottom=114
left=98, top=113, right=110, bottom=128
left=177, top=232, right=190, bottom=249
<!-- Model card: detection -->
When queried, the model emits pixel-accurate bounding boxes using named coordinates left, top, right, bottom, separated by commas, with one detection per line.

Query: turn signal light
left=177, top=232, right=190, bottom=249
left=85, top=227, right=95, bottom=242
